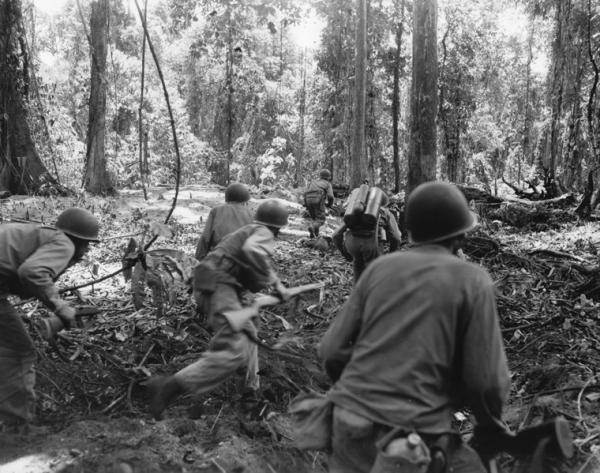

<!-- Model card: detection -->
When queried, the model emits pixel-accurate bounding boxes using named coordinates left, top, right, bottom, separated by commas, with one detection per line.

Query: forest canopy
left=2, top=0, right=599, bottom=201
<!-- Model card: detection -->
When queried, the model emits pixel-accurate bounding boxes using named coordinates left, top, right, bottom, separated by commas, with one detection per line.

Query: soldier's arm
left=332, top=223, right=352, bottom=261
left=17, top=235, right=75, bottom=311
left=195, top=208, right=215, bottom=260
left=318, top=284, right=363, bottom=382
left=384, top=208, right=402, bottom=252
left=326, top=183, right=335, bottom=207
left=241, top=226, right=279, bottom=287
left=461, top=276, right=511, bottom=430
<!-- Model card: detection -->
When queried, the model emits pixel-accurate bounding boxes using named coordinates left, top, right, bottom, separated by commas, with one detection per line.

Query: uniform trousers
left=175, top=283, right=259, bottom=393
left=0, top=299, right=36, bottom=425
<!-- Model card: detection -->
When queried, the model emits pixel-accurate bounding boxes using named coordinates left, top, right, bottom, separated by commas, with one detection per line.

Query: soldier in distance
left=195, top=182, right=253, bottom=260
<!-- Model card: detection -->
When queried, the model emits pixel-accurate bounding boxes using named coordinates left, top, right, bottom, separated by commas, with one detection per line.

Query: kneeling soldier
left=0, top=208, right=100, bottom=433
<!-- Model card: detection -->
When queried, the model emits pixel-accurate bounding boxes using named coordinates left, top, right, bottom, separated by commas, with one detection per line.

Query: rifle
left=222, top=282, right=324, bottom=334
left=471, top=417, right=573, bottom=473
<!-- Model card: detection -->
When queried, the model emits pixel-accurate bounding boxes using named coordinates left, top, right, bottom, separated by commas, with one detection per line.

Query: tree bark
left=407, top=0, right=438, bottom=193
left=392, top=0, right=405, bottom=193
left=350, top=0, right=368, bottom=188
left=295, top=48, right=307, bottom=187
left=83, top=0, right=113, bottom=194
left=0, top=0, right=57, bottom=194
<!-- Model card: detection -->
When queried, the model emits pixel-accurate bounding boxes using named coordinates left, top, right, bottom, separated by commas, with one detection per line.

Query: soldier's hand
left=275, top=281, right=291, bottom=302
left=55, top=304, right=76, bottom=329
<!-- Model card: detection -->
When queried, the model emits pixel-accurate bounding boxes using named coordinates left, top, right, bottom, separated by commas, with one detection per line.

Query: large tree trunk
left=350, top=0, right=368, bottom=188
left=0, top=0, right=57, bottom=194
left=407, top=0, right=438, bottom=193
left=83, top=0, right=113, bottom=194
left=391, top=0, right=405, bottom=193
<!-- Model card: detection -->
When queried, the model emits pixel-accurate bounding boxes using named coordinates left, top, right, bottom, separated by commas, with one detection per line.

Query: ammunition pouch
left=288, top=391, right=333, bottom=452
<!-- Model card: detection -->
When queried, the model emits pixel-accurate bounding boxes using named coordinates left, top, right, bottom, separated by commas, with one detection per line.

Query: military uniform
left=319, top=244, right=509, bottom=472
left=332, top=207, right=401, bottom=281
left=181, top=223, right=284, bottom=393
left=304, top=178, right=334, bottom=237
left=0, top=224, right=78, bottom=426
left=195, top=203, right=253, bottom=260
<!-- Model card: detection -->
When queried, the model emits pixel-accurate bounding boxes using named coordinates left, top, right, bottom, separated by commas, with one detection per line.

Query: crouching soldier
left=0, top=208, right=100, bottom=433
left=332, top=187, right=401, bottom=282
left=195, top=182, right=253, bottom=260
left=303, top=169, right=334, bottom=238
left=319, top=182, right=510, bottom=473
left=147, top=199, right=291, bottom=420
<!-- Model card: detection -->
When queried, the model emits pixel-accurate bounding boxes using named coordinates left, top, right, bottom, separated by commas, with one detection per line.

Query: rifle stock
left=222, top=282, right=324, bottom=332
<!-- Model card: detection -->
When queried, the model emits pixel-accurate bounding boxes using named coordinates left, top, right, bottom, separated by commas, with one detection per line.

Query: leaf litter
left=0, top=187, right=599, bottom=472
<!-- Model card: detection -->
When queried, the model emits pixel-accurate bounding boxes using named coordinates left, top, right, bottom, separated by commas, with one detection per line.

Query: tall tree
left=391, top=0, right=406, bottom=193
left=83, top=0, right=113, bottom=194
left=407, top=0, right=438, bottom=192
left=0, top=0, right=57, bottom=194
left=351, top=0, right=368, bottom=188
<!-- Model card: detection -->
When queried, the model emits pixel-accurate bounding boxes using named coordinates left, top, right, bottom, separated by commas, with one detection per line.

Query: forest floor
left=1, top=184, right=600, bottom=473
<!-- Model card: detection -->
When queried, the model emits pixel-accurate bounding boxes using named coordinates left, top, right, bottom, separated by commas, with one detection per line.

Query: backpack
left=343, top=186, right=384, bottom=230
left=304, top=181, right=326, bottom=206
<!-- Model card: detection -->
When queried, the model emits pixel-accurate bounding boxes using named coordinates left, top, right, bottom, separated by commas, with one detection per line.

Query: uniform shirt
left=0, top=224, right=75, bottom=311
left=308, top=178, right=335, bottom=208
left=195, top=203, right=253, bottom=260
left=319, top=244, right=510, bottom=434
left=204, top=223, right=279, bottom=293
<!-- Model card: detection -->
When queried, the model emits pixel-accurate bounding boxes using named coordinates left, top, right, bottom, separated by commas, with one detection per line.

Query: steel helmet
left=254, top=199, right=289, bottom=228
left=405, top=181, right=477, bottom=244
left=319, top=169, right=332, bottom=180
left=55, top=208, right=100, bottom=242
left=225, top=182, right=250, bottom=203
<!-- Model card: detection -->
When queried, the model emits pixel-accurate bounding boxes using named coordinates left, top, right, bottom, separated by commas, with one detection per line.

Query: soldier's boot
left=308, top=225, right=315, bottom=238
left=146, top=375, right=184, bottom=420
left=313, top=224, right=320, bottom=237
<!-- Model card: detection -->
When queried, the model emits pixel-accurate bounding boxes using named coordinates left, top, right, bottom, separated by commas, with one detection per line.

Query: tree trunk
left=547, top=0, right=569, bottom=178
left=295, top=48, right=307, bottom=187
left=392, top=0, right=405, bottom=193
left=350, top=0, right=368, bottom=188
left=83, top=0, right=113, bottom=194
left=521, top=14, right=535, bottom=182
left=407, top=0, right=438, bottom=193
left=0, top=0, right=58, bottom=194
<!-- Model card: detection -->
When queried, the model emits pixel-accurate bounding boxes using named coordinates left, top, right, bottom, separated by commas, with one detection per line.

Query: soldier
left=0, top=208, right=100, bottom=433
left=319, top=182, right=510, bottom=473
left=332, top=189, right=402, bottom=282
left=303, top=169, right=334, bottom=238
left=195, top=182, right=253, bottom=260
left=147, top=199, right=291, bottom=420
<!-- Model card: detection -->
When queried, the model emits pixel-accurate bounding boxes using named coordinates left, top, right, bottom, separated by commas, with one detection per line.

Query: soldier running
left=303, top=169, right=334, bottom=238
left=195, top=182, right=253, bottom=260
left=147, top=199, right=291, bottom=419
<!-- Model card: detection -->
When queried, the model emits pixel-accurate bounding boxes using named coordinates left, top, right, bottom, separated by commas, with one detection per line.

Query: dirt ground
left=1, top=185, right=600, bottom=473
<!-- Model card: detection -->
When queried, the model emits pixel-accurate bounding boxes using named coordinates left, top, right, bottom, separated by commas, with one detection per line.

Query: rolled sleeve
left=17, top=236, right=75, bottom=310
